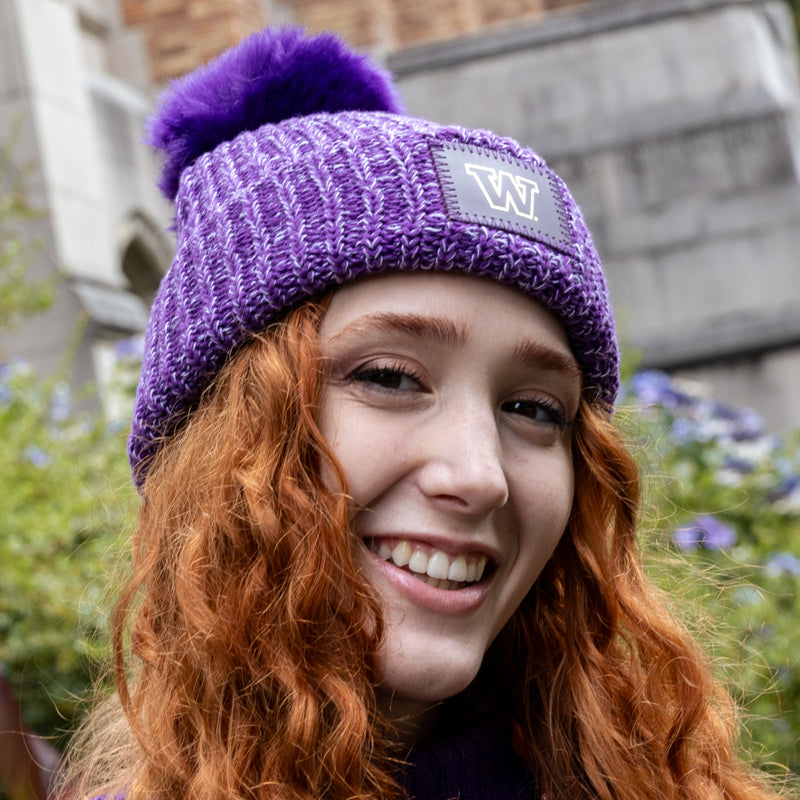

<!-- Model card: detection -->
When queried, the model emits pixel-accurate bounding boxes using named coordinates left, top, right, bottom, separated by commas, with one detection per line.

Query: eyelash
left=500, top=398, right=571, bottom=429
left=348, top=363, right=572, bottom=429
left=349, top=363, right=425, bottom=392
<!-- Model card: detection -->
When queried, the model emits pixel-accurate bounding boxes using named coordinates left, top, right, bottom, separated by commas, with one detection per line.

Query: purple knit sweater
left=400, top=723, right=540, bottom=800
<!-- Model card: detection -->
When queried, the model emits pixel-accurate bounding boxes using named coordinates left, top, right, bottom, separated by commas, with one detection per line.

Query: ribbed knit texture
left=400, top=723, right=540, bottom=800
left=129, top=32, right=619, bottom=486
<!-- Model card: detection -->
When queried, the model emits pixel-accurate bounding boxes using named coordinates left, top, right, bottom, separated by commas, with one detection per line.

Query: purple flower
left=49, top=381, right=70, bottom=423
left=770, top=475, right=800, bottom=503
left=698, top=515, right=737, bottom=549
left=730, top=407, right=766, bottom=441
left=630, top=371, right=687, bottom=408
left=0, top=360, right=29, bottom=403
left=25, top=446, right=50, bottom=468
left=674, top=524, right=702, bottom=551
left=722, top=457, right=755, bottom=474
left=765, top=553, right=800, bottom=577
left=670, top=417, right=698, bottom=444
left=113, top=336, right=145, bottom=361
left=709, top=401, right=740, bottom=422
left=673, top=515, right=737, bottom=551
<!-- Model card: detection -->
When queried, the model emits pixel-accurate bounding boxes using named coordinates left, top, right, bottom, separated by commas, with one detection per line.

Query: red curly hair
left=63, top=299, right=783, bottom=800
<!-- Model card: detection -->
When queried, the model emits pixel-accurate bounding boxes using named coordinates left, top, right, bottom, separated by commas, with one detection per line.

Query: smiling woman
left=318, top=274, right=579, bottom=720
left=61, top=26, right=787, bottom=800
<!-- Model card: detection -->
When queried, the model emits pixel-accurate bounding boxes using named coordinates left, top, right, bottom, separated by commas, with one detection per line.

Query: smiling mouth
left=366, top=538, right=491, bottom=591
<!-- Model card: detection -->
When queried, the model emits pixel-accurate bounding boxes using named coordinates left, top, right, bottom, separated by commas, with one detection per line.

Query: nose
left=415, top=400, right=509, bottom=515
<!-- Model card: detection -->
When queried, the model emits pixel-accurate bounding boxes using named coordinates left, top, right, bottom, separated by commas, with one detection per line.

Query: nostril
left=417, top=455, right=509, bottom=514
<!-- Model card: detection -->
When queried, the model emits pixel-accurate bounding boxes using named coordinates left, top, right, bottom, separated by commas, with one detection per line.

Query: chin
left=375, top=635, right=487, bottom=711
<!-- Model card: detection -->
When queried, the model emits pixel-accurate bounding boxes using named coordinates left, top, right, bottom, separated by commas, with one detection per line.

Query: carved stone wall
left=4, top=0, right=800, bottom=430
left=0, top=0, right=169, bottom=387
left=392, top=0, right=800, bottom=430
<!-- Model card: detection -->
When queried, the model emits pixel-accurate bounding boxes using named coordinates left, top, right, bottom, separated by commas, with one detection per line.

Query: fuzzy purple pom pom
left=149, top=27, right=405, bottom=200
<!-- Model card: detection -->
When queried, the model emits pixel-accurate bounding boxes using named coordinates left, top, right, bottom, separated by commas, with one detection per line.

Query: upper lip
left=361, top=532, right=502, bottom=565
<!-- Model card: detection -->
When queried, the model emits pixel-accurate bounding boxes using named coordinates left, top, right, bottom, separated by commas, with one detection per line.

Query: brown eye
left=501, top=399, right=569, bottom=429
left=351, top=366, right=424, bottom=392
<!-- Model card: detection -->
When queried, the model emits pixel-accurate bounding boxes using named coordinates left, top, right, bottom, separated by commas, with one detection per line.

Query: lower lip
left=363, top=545, right=492, bottom=614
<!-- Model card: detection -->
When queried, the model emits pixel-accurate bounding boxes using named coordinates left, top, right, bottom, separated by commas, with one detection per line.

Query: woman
left=65, top=27, right=785, bottom=800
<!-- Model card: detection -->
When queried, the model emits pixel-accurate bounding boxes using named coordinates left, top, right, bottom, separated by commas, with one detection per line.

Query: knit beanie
left=130, top=27, right=618, bottom=487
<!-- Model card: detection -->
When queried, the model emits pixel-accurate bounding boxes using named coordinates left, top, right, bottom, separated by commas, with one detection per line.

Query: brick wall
left=121, top=0, right=268, bottom=82
left=292, top=0, right=589, bottom=51
left=123, top=0, right=591, bottom=83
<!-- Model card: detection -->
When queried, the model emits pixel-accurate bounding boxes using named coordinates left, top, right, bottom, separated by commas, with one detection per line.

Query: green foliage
left=0, top=117, right=136, bottom=753
left=0, top=362, right=136, bottom=749
left=622, top=371, right=800, bottom=777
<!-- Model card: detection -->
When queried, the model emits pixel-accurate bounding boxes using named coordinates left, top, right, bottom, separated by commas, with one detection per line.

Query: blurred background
left=4, top=0, right=800, bottom=429
left=1, top=1, right=799, bottom=798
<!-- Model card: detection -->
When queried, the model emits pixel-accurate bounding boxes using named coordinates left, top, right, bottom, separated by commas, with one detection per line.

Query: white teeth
left=378, top=542, right=393, bottom=560
left=392, top=540, right=411, bottom=567
left=370, top=539, right=490, bottom=587
left=408, top=549, right=429, bottom=574
left=426, top=551, right=450, bottom=580
left=448, top=554, right=468, bottom=582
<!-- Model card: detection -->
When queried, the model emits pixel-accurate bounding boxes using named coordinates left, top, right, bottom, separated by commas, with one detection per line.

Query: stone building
left=394, top=0, right=800, bottom=431
left=2, top=0, right=800, bottom=429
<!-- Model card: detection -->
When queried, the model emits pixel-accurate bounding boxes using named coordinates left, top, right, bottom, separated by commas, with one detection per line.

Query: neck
left=375, top=690, right=441, bottom=748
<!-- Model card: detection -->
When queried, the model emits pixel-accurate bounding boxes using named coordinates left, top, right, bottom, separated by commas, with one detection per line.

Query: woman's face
left=318, top=273, right=580, bottom=720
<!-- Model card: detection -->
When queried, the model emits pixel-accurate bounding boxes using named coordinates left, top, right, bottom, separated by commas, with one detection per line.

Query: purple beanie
left=130, top=27, right=618, bottom=486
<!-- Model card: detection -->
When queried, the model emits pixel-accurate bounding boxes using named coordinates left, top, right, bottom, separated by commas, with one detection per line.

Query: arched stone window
left=119, top=212, right=172, bottom=308
left=122, top=236, right=162, bottom=307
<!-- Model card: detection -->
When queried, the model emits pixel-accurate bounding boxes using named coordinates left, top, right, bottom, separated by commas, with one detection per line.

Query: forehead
left=320, top=272, right=573, bottom=355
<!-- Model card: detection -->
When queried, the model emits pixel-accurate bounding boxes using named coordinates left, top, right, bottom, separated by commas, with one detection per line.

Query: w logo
left=464, top=163, right=540, bottom=221
left=432, top=141, right=571, bottom=252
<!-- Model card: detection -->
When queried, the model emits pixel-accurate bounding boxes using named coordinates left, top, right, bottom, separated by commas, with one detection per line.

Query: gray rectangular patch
left=431, top=140, right=574, bottom=255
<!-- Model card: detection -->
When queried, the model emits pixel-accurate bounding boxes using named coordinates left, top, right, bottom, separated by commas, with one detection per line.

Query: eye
left=350, top=364, right=425, bottom=393
left=501, top=398, right=571, bottom=429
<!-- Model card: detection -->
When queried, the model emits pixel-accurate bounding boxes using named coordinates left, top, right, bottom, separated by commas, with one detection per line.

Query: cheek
left=316, top=393, right=345, bottom=491
left=317, top=395, right=406, bottom=504
left=487, top=457, right=573, bottom=645
left=514, top=450, right=574, bottom=570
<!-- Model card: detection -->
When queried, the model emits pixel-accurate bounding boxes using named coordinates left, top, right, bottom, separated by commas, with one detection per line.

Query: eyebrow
left=511, top=339, right=582, bottom=383
left=328, top=312, right=468, bottom=348
left=328, top=310, right=582, bottom=382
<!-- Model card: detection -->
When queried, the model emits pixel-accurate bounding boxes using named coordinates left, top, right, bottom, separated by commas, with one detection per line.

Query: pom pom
left=149, top=27, right=405, bottom=200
